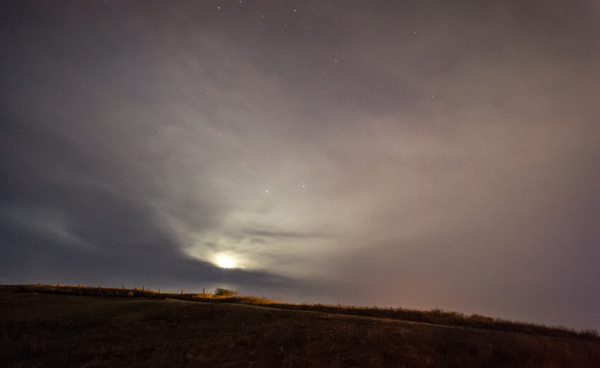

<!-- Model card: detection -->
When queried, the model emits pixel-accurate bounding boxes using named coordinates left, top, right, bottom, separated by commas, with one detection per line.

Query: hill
left=1, top=284, right=599, bottom=367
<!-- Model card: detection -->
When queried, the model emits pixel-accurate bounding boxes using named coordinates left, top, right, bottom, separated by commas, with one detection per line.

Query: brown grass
left=1, top=284, right=599, bottom=367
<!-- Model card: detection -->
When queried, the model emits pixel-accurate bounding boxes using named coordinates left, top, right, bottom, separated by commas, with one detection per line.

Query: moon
left=215, top=254, right=237, bottom=269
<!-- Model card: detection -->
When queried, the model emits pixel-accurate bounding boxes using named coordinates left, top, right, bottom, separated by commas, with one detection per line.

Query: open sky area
left=1, top=0, right=599, bottom=331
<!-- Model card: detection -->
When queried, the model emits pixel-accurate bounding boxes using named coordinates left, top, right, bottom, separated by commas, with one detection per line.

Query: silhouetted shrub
left=215, top=288, right=239, bottom=297
left=579, top=328, right=599, bottom=340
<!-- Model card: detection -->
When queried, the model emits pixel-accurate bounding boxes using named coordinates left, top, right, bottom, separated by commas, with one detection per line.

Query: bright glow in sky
left=214, top=254, right=237, bottom=269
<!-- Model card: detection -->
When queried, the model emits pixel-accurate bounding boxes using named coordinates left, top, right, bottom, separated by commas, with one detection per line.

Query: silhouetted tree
left=215, top=288, right=239, bottom=297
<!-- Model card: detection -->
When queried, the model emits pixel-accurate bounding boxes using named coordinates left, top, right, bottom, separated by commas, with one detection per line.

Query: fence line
left=3, top=283, right=216, bottom=299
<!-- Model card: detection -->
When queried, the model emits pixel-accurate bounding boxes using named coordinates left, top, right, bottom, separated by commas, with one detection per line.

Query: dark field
left=1, top=288, right=599, bottom=367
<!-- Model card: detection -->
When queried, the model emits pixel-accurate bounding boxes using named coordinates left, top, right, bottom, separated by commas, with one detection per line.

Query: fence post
left=158, top=287, right=160, bottom=294
left=143, top=286, right=145, bottom=292
left=122, top=285, right=125, bottom=290
left=203, top=287, right=205, bottom=295
left=181, top=289, right=183, bottom=296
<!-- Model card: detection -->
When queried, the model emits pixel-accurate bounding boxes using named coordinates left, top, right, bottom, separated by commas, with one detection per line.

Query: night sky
left=1, top=0, right=599, bottom=331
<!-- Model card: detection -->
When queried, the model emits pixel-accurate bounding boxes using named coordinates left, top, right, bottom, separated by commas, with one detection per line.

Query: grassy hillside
left=1, top=285, right=599, bottom=367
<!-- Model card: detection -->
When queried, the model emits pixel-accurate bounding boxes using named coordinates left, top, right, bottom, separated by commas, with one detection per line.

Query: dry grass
left=1, top=285, right=599, bottom=367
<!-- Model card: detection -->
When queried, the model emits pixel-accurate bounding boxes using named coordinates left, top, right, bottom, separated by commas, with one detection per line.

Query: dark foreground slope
left=1, top=289, right=599, bottom=368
